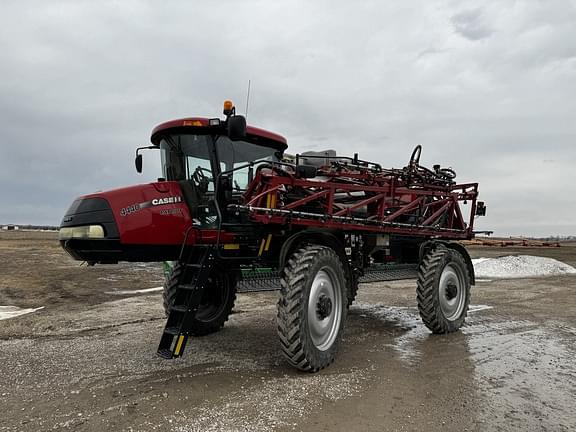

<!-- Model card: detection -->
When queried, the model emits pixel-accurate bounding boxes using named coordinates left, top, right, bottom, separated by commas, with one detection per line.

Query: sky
left=0, top=0, right=575, bottom=237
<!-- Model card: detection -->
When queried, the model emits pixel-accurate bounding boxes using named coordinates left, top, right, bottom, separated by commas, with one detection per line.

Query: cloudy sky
left=1, top=0, right=575, bottom=236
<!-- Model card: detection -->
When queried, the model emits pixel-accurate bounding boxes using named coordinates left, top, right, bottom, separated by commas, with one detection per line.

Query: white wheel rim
left=439, top=264, right=465, bottom=321
left=307, top=268, right=342, bottom=351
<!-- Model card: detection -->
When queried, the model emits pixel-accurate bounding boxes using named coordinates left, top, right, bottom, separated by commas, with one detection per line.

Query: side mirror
left=228, top=115, right=247, bottom=141
left=135, top=145, right=156, bottom=173
left=135, top=154, right=143, bottom=173
left=475, top=201, right=486, bottom=216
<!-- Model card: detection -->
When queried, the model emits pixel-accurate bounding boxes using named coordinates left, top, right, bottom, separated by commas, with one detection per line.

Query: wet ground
left=1, top=232, right=575, bottom=431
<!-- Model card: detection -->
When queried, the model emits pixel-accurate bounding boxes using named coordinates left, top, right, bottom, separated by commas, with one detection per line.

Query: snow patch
left=106, top=286, right=163, bottom=296
left=0, top=306, right=44, bottom=321
left=468, top=304, right=493, bottom=313
left=473, top=255, right=576, bottom=279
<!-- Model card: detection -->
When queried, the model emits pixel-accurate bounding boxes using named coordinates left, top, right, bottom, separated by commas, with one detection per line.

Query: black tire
left=163, top=263, right=237, bottom=336
left=277, top=245, right=348, bottom=372
left=417, top=246, right=471, bottom=333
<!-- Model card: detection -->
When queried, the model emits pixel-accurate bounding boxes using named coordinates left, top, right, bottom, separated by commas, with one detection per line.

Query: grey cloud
left=451, top=9, right=493, bottom=41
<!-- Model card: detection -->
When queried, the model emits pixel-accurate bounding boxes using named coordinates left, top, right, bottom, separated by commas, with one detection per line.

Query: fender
left=420, top=240, right=475, bottom=286
left=279, top=229, right=348, bottom=272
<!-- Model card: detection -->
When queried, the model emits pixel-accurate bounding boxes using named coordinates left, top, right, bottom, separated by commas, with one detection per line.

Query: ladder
left=157, top=247, right=215, bottom=359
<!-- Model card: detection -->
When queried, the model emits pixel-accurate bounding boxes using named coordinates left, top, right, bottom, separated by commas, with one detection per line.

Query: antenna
left=245, top=79, right=251, bottom=120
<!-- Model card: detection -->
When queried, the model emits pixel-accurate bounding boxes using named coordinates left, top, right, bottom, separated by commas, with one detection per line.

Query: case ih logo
left=152, top=196, right=182, bottom=206
left=120, top=196, right=183, bottom=217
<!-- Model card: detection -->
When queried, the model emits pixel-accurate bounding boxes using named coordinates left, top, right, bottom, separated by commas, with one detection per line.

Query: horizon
left=1, top=223, right=574, bottom=240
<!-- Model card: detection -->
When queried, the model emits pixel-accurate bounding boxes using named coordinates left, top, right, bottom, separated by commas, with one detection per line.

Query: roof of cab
left=150, top=117, right=288, bottom=151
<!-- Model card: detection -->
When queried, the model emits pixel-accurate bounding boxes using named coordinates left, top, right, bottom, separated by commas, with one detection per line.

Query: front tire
left=277, top=245, right=348, bottom=372
left=163, top=263, right=237, bottom=336
left=417, top=246, right=471, bottom=333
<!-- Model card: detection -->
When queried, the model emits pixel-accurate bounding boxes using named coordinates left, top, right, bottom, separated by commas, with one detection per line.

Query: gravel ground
left=1, top=232, right=575, bottom=431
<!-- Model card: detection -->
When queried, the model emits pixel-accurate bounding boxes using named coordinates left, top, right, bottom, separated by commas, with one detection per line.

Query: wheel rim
left=438, top=264, right=465, bottom=321
left=307, top=267, right=342, bottom=351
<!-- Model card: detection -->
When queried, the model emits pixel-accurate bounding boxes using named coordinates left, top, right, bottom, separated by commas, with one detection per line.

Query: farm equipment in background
left=462, top=238, right=560, bottom=248
left=59, top=101, right=486, bottom=371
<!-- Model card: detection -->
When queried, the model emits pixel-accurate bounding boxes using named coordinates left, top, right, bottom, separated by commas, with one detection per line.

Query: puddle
left=106, top=287, right=163, bottom=296
left=353, top=302, right=575, bottom=428
left=466, top=321, right=576, bottom=429
left=352, top=303, right=494, bottom=365
left=0, top=306, right=45, bottom=321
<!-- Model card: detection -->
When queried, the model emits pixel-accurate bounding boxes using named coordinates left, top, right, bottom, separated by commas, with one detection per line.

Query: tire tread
left=417, top=245, right=470, bottom=334
left=277, top=245, right=347, bottom=372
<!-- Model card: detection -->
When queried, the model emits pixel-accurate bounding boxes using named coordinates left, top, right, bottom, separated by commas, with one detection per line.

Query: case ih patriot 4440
left=60, top=101, right=486, bottom=372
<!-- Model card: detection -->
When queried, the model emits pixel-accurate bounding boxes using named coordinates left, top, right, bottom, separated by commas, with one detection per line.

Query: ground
left=1, top=231, right=575, bottom=431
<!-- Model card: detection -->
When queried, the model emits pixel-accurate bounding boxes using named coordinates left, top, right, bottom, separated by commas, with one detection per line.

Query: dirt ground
left=1, top=231, right=575, bottom=431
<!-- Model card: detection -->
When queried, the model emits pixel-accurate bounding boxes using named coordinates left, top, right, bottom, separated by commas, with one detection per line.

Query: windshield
left=159, top=134, right=278, bottom=190
left=160, top=135, right=214, bottom=189
left=216, top=138, right=278, bottom=190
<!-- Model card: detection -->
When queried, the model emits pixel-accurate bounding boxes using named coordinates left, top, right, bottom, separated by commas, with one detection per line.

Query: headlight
left=59, top=225, right=105, bottom=240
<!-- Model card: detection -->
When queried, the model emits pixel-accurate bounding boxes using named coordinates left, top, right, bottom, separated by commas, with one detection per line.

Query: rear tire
left=277, top=245, right=348, bottom=372
left=417, top=246, right=470, bottom=333
left=163, top=263, right=237, bottom=336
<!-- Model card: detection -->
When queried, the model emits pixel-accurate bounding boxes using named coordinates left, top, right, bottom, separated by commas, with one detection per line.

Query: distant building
left=2, top=225, right=19, bottom=231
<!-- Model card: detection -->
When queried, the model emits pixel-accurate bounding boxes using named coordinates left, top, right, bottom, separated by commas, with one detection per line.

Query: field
left=1, top=231, right=575, bottom=431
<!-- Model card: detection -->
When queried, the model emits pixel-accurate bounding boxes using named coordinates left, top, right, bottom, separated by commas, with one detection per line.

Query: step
left=157, top=348, right=174, bottom=359
left=163, top=326, right=180, bottom=336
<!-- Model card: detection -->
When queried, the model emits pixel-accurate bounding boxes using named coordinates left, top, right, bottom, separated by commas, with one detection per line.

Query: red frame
left=241, top=166, right=479, bottom=239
